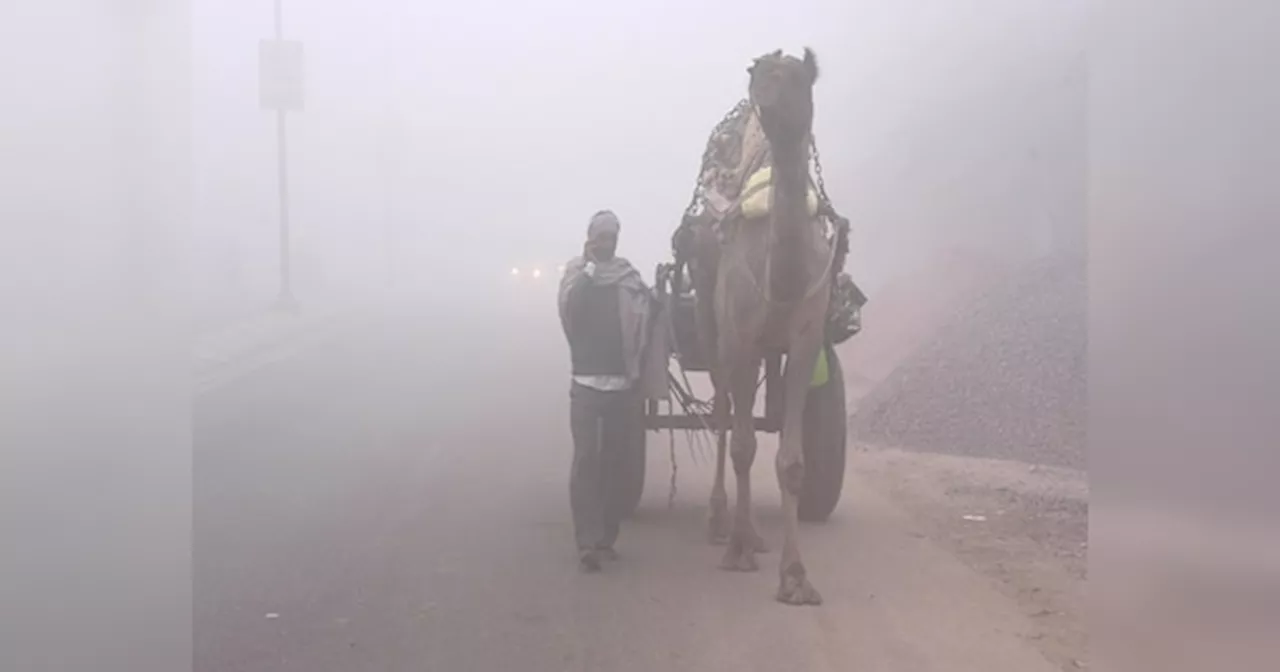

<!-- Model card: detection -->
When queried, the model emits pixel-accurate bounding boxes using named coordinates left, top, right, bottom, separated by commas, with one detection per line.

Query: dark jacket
left=558, top=257, right=672, bottom=400
left=563, top=276, right=627, bottom=376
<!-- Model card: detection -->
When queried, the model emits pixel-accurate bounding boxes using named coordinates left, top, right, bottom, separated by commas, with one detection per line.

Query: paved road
left=194, top=288, right=1059, bottom=672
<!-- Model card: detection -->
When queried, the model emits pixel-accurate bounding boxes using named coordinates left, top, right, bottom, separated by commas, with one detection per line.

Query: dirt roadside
left=851, top=444, right=1088, bottom=671
left=833, top=250, right=1088, bottom=669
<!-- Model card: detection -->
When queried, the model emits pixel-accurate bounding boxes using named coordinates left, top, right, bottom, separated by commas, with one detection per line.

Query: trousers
left=568, top=381, right=634, bottom=552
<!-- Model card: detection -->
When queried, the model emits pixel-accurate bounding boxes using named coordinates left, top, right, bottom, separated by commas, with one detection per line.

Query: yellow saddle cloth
left=739, top=165, right=821, bottom=220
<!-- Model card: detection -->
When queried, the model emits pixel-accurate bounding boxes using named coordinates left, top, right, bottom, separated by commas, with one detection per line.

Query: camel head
left=747, top=48, right=819, bottom=147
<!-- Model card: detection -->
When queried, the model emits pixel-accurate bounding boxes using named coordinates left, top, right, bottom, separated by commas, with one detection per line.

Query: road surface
left=194, top=287, right=1071, bottom=672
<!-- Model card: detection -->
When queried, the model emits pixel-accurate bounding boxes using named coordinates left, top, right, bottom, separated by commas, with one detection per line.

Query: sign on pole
left=258, top=39, right=305, bottom=111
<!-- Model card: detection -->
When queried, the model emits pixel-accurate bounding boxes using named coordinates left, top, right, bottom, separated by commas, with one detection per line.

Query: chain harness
left=682, top=98, right=835, bottom=220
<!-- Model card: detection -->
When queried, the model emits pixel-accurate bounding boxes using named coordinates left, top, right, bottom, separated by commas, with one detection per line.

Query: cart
left=618, top=260, right=850, bottom=522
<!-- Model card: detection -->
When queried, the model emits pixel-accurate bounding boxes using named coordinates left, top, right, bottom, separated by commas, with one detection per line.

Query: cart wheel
left=798, top=344, right=848, bottom=522
left=620, top=404, right=647, bottom=519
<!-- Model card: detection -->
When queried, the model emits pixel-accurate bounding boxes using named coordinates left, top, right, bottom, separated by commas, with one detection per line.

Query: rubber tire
left=798, top=345, right=848, bottom=522
left=620, top=405, right=648, bottom=519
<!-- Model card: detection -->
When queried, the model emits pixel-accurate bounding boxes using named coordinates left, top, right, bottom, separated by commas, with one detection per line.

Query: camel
left=700, top=48, right=832, bottom=605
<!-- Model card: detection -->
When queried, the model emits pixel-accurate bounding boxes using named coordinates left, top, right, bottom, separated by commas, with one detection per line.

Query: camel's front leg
left=721, top=360, right=764, bottom=571
left=775, top=331, right=824, bottom=605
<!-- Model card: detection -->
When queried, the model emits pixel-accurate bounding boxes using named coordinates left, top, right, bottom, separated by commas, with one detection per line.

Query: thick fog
left=2, top=1, right=1085, bottom=331
left=2, top=2, right=1108, bottom=671
left=11, top=1, right=1280, bottom=671
left=184, top=0, right=1083, bottom=323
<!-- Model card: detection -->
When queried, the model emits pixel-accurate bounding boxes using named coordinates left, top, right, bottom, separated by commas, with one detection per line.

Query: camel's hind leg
left=775, top=330, right=824, bottom=605
left=695, top=275, right=732, bottom=545
left=707, top=380, right=731, bottom=545
left=721, top=359, right=765, bottom=572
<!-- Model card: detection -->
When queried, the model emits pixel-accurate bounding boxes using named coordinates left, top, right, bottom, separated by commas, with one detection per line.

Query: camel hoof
left=776, top=563, right=823, bottom=606
left=720, top=539, right=759, bottom=572
left=749, top=531, right=770, bottom=554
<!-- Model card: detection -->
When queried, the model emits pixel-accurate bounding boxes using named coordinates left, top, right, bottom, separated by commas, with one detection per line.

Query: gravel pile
left=850, top=254, right=1086, bottom=470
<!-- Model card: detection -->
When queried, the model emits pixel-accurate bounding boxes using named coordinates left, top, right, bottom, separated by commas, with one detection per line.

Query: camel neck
left=766, top=137, right=814, bottom=303
left=769, top=139, right=808, bottom=200
left=769, top=138, right=811, bottom=237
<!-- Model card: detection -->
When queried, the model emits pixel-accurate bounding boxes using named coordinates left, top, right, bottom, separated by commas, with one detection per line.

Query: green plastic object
left=810, top=347, right=829, bottom=388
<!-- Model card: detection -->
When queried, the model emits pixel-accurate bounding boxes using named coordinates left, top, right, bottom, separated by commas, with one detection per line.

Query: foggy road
left=194, top=290, right=1062, bottom=672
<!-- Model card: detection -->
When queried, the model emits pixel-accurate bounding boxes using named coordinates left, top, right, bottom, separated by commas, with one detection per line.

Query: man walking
left=558, top=210, right=655, bottom=573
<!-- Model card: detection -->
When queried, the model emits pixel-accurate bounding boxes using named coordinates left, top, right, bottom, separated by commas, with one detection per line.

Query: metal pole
left=378, top=14, right=393, bottom=289
left=381, top=91, right=395, bottom=287
left=382, top=138, right=394, bottom=286
left=273, top=0, right=297, bottom=311
left=380, top=19, right=399, bottom=288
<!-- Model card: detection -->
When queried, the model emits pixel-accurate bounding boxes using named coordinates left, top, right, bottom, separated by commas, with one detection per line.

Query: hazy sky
left=1, top=0, right=1084, bottom=324
left=186, top=0, right=1082, bottom=309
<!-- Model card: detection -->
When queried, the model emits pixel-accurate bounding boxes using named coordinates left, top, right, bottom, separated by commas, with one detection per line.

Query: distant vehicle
left=507, top=260, right=564, bottom=283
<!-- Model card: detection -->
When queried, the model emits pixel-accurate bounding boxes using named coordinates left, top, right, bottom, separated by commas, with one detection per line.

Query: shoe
left=596, top=547, right=619, bottom=562
left=578, top=549, right=601, bottom=573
